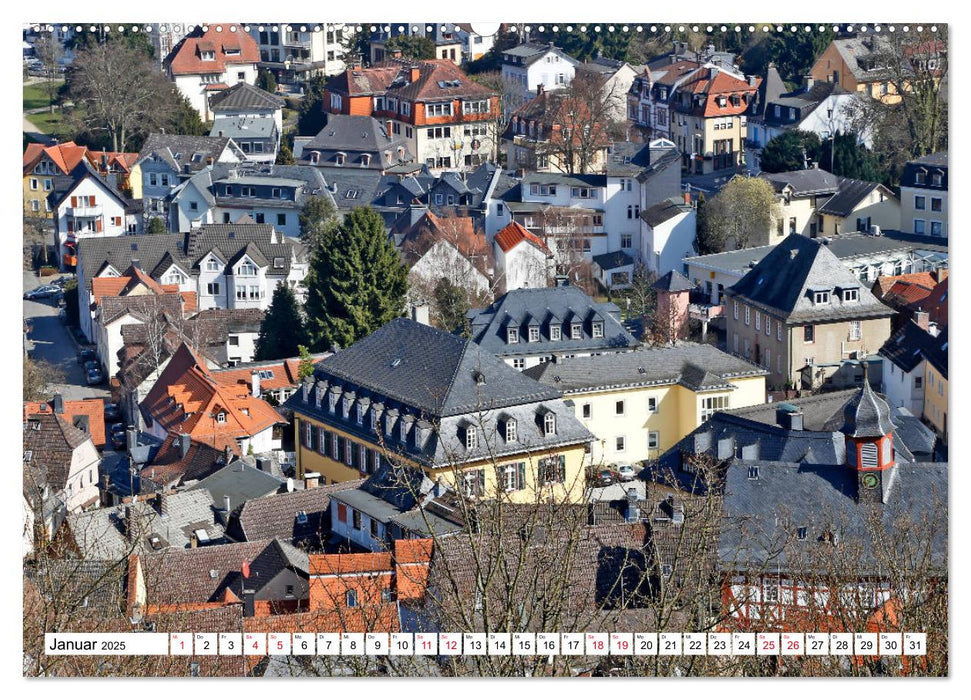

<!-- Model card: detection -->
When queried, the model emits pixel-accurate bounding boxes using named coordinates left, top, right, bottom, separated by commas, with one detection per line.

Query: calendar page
left=20, top=6, right=948, bottom=682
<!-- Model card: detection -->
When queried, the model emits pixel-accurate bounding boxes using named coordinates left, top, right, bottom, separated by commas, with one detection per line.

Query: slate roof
left=592, top=250, right=634, bottom=271
left=761, top=168, right=841, bottom=196
left=652, top=269, right=694, bottom=293
left=23, top=411, right=92, bottom=493
left=48, top=160, right=129, bottom=211
left=900, top=152, right=948, bottom=190
left=66, top=490, right=225, bottom=560
left=726, top=235, right=894, bottom=323
left=467, top=285, right=638, bottom=358
left=840, top=375, right=895, bottom=437
left=524, top=343, right=765, bottom=393
left=816, top=178, right=887, bottom=217
left=923, top=327, right=947, bottom=378
left=184, top=162, right=329, bottom=211
left=303, top=114, right=411, bottom=167
left=752, top=63, right=786, bottom=119
left=210, top=115, right=278, bottom=140
left=829, top=36, right=897, bottom=82
left=228, top=480, right=366, bottom=544
left=640, top=197, right=692, bottom=228
left=502, top=41, right=579, bottom=67
left=135, top=134, right=239, bottom=174
left=187, top=461, right=284, bottom=510
left=209, top=81, right=284, bottom=112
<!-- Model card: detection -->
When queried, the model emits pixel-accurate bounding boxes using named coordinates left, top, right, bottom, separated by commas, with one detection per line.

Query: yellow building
left=524, top=344, right=766, bottom=465
left=286, top=318, right=594, bottom=504
left=810, top=37, right=905, bottom=106
left=922, top=331, right=948, bottom=444
left=23, top=141, right=90, bottom=219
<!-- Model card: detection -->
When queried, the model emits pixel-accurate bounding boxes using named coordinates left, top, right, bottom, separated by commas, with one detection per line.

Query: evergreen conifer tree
left=255, top=284, right=309, bottom=360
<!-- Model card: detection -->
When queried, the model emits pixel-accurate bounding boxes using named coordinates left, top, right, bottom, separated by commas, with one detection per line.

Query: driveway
left=23, top=268, right=108, bottom=401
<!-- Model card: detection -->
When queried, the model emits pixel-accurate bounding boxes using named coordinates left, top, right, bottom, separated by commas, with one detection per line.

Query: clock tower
left=840, top=364, right=898, bottom=504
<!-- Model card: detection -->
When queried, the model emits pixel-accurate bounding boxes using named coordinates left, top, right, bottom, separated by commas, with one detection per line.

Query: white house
left=493, top=221, right=552, bottom=294
left=879, top=316, right=938, bottom=416
left=250, top=24, right=346, bottom=84
left=50, top=162, right=131, bottom=271
left=501, top=41, right=578, bottom=114
left=165, top=25, right=260, bottom=121
left=640, top=196, right=697, bottom=277
left=209, top=82, right=285, bottom=163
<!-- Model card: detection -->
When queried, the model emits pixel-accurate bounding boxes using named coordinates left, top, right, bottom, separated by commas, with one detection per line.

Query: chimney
left=250, top=370, right=261, bottom=398
left=242, top=589, right=255, bottom=618
left=683, top=191, right=691, bottom=206
left=190, top=531, right=198, bottom=548
left=256, top=456, right=271, bottom=472
left=224, top=445, right=233, bottom=463
left=223, top=495, right=231, bottom=514
left=554, top=275, right=569, bottom=287
left=775, top=404, right=804, bottom=431
left=99, top=473, right=111, bottom=507
left=747, top=74, right=757, bottom=87
left=410, top=302, right=430, bottom=326
left=624, top=488, right=640, bottom=523
left=804, top=75, right=814, bottom=90
left=126, top=427, right=137, bottom=453
left=304, top=472, right=320, bottom=489
left=914, top=310, right=930, bottom=331
left=156, top=491, right=169, bottom=517
left=179, top=433, right=190, bottom=458
left=124, top=504, right=136, bottom=543
left=536, top=83, right=544, bottom=96
left=52, top=393, right=65, bottom=414
left=409, top=66, right=420, bottom=83
left=385, top=119, right=393, bottom=135
left=935, top=267, right=948, bottom=284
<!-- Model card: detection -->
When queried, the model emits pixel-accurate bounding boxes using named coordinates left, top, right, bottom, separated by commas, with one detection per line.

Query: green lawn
left=26, top=110, right=66, bottom=135
left=23, top=80, right=63, bottom=112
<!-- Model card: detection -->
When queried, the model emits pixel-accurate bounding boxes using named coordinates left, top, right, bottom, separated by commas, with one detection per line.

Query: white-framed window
left=765, top=318, right=771, bottom=336
left=507, top=327, right=519, bottom=344
left=505, top=419, right=517, bottom=443
left=528, top=326, right=540, bottom=342
left=755, top=311, right=761, bottom=331
left=356, top=404, right=364, bottom=425
left=238, top=261, right=257, bottom=276
left=777, top=324, right=782, bottom=342
left=370, top=410, right=377, bottom=431
left=648, top=397, right=658, bottom=413
left=206, top=257, right=220, bottom=272
left=592, top=321, right=604, bottom=338
left=744, top=307, right=750, bottom=325
left=463, top=99, right=489, bottom=114
left=29, top=178, right=38, bottom=190
left=849, top=321, right=862, bottom=341
left=914, top=219, right=926, bottom=235
left=615, top=436, right=626, bottom=452
left=543, top=412, right=556, bottom=436
left=700, top=395, right=728, bottom=422
left=813, top=290, right=830, bottom=304
left=571, top=323, right=582, bottom=339
left=216, top=412, right=226, bottom=423
left=426, top=102, right=454, bottom=117
left=503, top=463, right=524, bottom=491
left=733, top=301, right=739, bottom=320
left=465, top=425, right=478, bottom=450
left=648, top=431, right=660, bottom=449
left=550, top=325, right=561, bottom=341
left=512, top=358, right=525, bottom=370
left=621, top=234, right=633, bottom=248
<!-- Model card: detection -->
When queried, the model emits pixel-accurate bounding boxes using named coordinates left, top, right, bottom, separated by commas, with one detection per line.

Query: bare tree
left=31, top=34, right=61, bottom=115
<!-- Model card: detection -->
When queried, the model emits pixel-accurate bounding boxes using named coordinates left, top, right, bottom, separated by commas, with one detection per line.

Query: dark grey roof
left=878, top=320, right=937, bottom=373
left=604, top=141, right=652, bottom=176
left=210, top=115, right=278, bottom=140
left=901, top=153, right=948, bottom=190
left=753, top=63, right=786, bottom=118
left=923, top=327, right=947, bottom=378
left=592, top=250, right=633, bottom=271
left=840, top=376, right=895, bottom=438
left=524, top=343, right=765, bottom=392
left=760, top=168, right=841, bottom=196
left=652, top=269, right=694, bottom=293
left=817, top=178, right=886, bottom=217
left=467, top=285, right=638, bottom=357
left=49, top=160, right=129, bottom=210
left=726, top=235, right=894, bottom=323
left=209, top=81, right=285, bottom=112
left=306, top=317, right=562, bottom=418
left=302, top=114, right=412, bottom=169
left=640, top=197, right=691, bottom=227
left=316, top=167, right=387, bottom=210
left=187, top=461, right=284, bottom=509
left=717, top=459, right=947, bottom=573
left=135, top=134, right=239, bottom=174
left=184, top=162, right=330, bottom=211
left=831, top=36, right=898, bottom=82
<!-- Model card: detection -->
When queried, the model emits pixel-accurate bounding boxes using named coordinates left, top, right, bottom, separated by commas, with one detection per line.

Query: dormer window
left=915, top=170, right=926, bottom=185
left=342, top=397, right=351, bottom=418
left=571, top=322, right=582, bottom=339
left=505, top=419, right=517, bottom=443
left=201, top=50, right=215, bottom=61
left=400, top=420, right=409, bottom=443
left=592, top=321, right=604, bottom=338
left=370, top=411, right=377, bottom=431
left=328, top=393, right=337, bottom=413
left=465, top=425, right=478, bottom=450
left=543, top=412, right=556, bottom=436
left=932, top=172, right=942, bottom=186
left=356, top=405, right=364, bottom=425
left=361, top=154, right=371, bottom=168
left=550, top=325, right=561, bottom=341
left=335, top=153, right=346, bottom=166
left=507, top=327, right=519, bottom=344
left=842, top=288, right=858, bottom=302
left=528, top=326, right=540, bottom=342
left=238, top=261, right=257, bottom=276
left=813, top=291, right=831, bottom=305
left=205, top=258, right=220, bottom=272
left=216, top=412, right=226, bottom=423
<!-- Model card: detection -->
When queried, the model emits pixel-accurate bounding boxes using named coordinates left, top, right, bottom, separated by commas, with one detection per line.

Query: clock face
left=862, top=473, right=879, bottom=489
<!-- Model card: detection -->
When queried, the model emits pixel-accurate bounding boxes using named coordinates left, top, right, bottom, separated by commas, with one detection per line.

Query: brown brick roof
left=229, top=480, right=366, bottom=543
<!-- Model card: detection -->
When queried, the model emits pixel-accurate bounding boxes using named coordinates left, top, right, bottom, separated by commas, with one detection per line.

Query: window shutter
left=96, top=218, right=103, bottom=233
left=338, top=503, right=347, bottom=523
left=517, top=462, right=526, bottom=490
left=309, top=426, right=317, bottom=452
left=352, top=443, right=361, bottom=470
left=90, top=196, right=96, bottom=206
left=557, top=455, right=566, bottom=483
left=318, top=428, right=326, bottom=455
left=67, top=220, right=74, bottom=233
left=71, top=196, right=77, bottom=208
left=477, top=469, right=486, bottom=495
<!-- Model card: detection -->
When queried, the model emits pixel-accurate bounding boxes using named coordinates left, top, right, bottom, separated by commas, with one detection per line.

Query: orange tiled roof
left=886, top=280, right=934, bottom=307
left=676, top=67, right=759, bottom=117
left=393, top=538, right=433, bottom=600
left=494, top=221, right=551, bottom=254
left=167, top=26, right=259, bottom=76
left=244, top=604, right=401, bottom=634
left=24, top=397, right=108, bottom=448
left=91, top=277, right=130, bottom=303
left=310, top=552, right=393, bottom=576
left=214, top=361, right=301, bottom=393
left=141, top=344, right=281, bottom=454
left=873, top=271, right=938, bottom=297
left=23, top=140, right=89, bottom=176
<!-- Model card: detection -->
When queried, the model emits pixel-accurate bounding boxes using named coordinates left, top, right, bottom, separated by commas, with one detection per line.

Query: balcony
left=68, top=205, right=102, bottom=218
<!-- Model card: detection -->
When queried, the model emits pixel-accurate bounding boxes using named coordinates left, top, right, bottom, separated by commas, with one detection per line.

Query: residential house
left=60, top=489, right=226, bottom=560
left=209, top=82, right=286, bottom=163
left=24, top=394, right=108, bottom=451
left=899, top=152, right=947, bottom=238
left=213, top=352, right=329, bottom=405
left=75, top=224, right=306, bottom=339
left=140, top=343, right=283, bottom=456
left=396, top=209, right=492, bottom=299
left=640, top=196, right=696, bottom=276
left=187, top=460, right=286, bottom=514
left=23, top=141, right=90, bottom=219
left=23, top=409, right=101, bottom=550
left=524, top=343, right=766, bottom=465
left=493, top=221, right=553, bottom=294
left=921, top=328, right=947, bottom=444
left=816, top=177, right=900, bottom=236
left=809, top=36, right=906, bottom=105
left=760, top=168, right=843, bottom=240
left=879, top=314, right=939, bottom=416
left=49, top=161, right=132, bottom=270
left=591, top=251, right=635, bottom=290
left=132, top=432, right=229, bottom=495
left=455, top=23, right=500, bottom=62
left=226, top=479, right=366, bottom=546
left=169, top=162, right=331, bottom=237
left=724, top=234, right=894, bottom=390
left=500, top=41, right=579, bottom=114
left=628, top=60, right=705, bottom=143
left=285, top=317, right=593, bottom=502
left=871, top=269, right=946, bottom=331
left=502, top=85, right=611, bottom=175
left=743, top=62, right=786, bottom=149
left=368, top=24, right=463, bottom=65
left=130, top=134, right=246, bottom=224
left=649, top=383, right=945, bottom=631
left=250, top=24, right=346, bottom=83
left=575, top=56, right=641, bottom=124
left=295, top=113, right=413, bottom=171
left=323, top=58, right=499, bottom=171
left=165, top=24, right=260, bottom=121
left=466, top=282, right=639, bottom=370
left=924, top=275, right=948, bottom=328
left=683, top=230, right=948, bottom=306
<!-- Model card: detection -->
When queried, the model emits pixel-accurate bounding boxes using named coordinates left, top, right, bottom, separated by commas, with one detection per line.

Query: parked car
left=109, top=427, right=127, bottom=451
left=104, top=403, right=121, bottom=422
left=77, top=348, right=97, bottom=365
left=52, top=275, right=75, bottom=288
left=615, top=463, right=637, bottom=482
left=86, top=366, right=103, bottom=385
left=24, top=285, right=60, bottom=300
left=594, top=469, right=614, bottom=487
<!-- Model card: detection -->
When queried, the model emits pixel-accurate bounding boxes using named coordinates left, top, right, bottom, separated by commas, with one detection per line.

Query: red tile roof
left=310, top=552, right=393, bottom=576
left=140, top=343, right=282, bottom=455
left=24, top=397, right=108, bottom=449
left=329, top=59, right=493, bottom=102
left=393, top=538, right=433, bottom=600
left=925, top=276, right=948, bottom=328
left=873, top=271, right=938, bottom=297
left=23, top=141, right=89, bottom=176
left=675, top=66, right=760, bottom=117
left=494, top=221, right=551, bottom=254
left=213, top=360, right=303, bottom=393
left=166, top=25, right=259, bottom=76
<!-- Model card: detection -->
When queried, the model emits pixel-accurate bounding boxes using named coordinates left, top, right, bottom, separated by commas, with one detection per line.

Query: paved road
left=23, top=268, right=108, bottom=401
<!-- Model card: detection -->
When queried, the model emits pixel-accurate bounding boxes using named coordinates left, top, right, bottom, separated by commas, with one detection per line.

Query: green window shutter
left=557, top=455, right=566, bottom=483
left=517, top=462, right=526, bottom=490
left=478, top=469, right=486, bottom=495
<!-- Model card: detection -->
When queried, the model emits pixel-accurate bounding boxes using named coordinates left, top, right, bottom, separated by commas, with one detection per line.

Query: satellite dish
left=286, top=477, right=294, bottom=493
